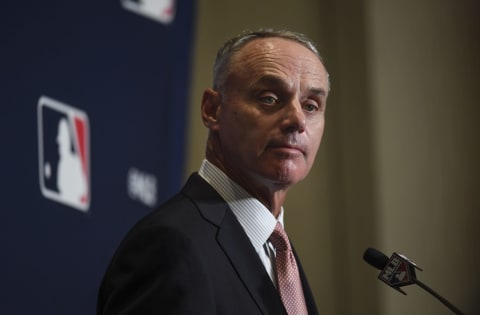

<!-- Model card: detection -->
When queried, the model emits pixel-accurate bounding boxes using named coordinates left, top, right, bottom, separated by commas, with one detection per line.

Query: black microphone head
left=363, top=247, right=389, bottom=270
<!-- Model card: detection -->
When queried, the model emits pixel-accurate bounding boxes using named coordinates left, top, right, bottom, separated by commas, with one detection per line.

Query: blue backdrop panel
left=1, top=1, right=196, bottom=314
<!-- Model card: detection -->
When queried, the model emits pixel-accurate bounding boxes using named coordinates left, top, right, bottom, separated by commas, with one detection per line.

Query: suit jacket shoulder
left=97, top=173, right=289, bottom=315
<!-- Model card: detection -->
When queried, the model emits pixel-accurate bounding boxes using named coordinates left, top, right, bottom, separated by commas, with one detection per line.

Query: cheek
left=308, top=123, right=325, bottom=156
left=220, top=111, right=259, bottom=146
left=224, top=107, right=265, bottom=136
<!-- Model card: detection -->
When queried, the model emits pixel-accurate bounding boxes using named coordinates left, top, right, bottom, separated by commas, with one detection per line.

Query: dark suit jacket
left=97, top=173, right=319, bottom=314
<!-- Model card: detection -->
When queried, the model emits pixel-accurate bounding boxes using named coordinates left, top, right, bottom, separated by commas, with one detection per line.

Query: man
left=97, top=29, right=330, bottom=315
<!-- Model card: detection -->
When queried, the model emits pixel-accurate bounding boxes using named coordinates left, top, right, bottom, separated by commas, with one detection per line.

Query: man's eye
left=304, top=104, right=318, bottom=112
left=260, top=96, right=277, bottom=105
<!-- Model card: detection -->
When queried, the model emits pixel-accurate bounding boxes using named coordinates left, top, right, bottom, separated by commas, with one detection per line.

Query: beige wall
left=184, top=1, right=480, bottom=314
left=367, top=1, right=480, bottom=314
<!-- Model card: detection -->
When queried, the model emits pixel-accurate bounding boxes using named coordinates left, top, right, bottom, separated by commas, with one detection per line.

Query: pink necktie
left=269, top=222, right=308, bottom=315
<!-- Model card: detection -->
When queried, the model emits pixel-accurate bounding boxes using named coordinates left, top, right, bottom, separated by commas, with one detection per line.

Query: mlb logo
left=121, top=0, right=176, bottom=24
left=37, top=96, right=90, bottom=212
left=390, top=261, right=409, bottom=285
left=379, top=253, right=416, bottom=289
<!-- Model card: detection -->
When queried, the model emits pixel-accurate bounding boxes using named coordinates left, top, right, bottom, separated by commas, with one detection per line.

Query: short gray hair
left=212, top=29, right=327, bottom=91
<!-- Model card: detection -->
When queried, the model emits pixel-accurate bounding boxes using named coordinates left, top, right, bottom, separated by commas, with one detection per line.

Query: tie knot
left=269, top=222, right=290, bottom=251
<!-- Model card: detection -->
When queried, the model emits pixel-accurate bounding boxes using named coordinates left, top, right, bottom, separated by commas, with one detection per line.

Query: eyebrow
left=252, top=74, right=288, bottom=89
left=310, top=87, right=328, bottom=97
left=253, top=74, right=328, bottom=97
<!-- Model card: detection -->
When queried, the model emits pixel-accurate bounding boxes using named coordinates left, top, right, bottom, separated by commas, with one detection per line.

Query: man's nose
left=280, top=100, right=306, bottom=133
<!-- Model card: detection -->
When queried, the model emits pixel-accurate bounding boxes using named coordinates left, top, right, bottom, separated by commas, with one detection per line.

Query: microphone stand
left=414, top=279, right=465, bottom=315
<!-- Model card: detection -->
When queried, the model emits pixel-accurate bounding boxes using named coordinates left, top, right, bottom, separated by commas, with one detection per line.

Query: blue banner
left=1, top=1, right=196, bottom=314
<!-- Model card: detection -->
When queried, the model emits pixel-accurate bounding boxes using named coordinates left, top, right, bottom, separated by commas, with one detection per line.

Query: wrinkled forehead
left=234, top=37, right=322, bottom=66
left=228, top=38, right=329, bottom=89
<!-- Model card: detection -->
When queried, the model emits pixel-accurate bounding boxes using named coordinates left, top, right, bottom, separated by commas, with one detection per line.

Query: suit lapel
left=216, top=210, right=287, bottom=315
left=182, top=174, right=286, bottom=315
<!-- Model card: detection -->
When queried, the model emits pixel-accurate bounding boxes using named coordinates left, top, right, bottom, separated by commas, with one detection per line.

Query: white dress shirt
left=198, top=159, right=284, bottom=286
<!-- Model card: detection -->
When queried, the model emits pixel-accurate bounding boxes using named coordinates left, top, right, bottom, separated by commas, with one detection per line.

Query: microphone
left=363, top=247, right=466, bottom=315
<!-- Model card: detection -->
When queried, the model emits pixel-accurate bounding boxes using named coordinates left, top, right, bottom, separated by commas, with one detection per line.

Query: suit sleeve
left=97, top=226, right=215, bottom=315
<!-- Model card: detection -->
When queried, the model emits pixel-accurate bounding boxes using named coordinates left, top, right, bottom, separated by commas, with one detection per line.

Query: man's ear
left=201, top=88, right=221, bottom=130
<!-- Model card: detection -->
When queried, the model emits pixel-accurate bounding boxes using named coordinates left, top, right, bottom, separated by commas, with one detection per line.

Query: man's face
left=215, top=37, right=329, bottom=189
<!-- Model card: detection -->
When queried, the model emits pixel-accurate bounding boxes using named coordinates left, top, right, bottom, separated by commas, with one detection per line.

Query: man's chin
left=269, top=165, right=307, bottom=187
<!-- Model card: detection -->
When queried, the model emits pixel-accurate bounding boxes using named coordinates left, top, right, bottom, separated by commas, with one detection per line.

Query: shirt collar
left=198, top=159, right=284, bottom=250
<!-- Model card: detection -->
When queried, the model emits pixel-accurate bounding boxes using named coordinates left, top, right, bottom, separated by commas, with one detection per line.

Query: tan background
left=184, top=1, right=480, bottom=314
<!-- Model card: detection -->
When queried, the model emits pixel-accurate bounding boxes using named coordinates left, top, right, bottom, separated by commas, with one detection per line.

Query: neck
left=205, top=143, right=289, bottom=218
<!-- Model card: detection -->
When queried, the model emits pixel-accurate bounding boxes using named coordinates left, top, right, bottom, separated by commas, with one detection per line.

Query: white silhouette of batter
left=122, top=0, right=175, bottom=24
left=140, top=0, right=174, bottom=18
left=56, top=118, right=86, bottom=205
